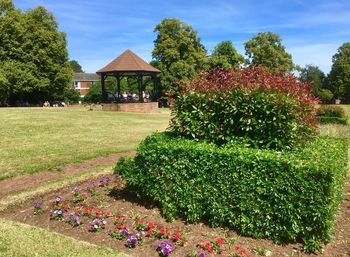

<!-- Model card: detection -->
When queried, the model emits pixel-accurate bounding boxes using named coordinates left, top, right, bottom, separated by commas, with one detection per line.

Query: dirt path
left=0, top=151, right=136, bottom=198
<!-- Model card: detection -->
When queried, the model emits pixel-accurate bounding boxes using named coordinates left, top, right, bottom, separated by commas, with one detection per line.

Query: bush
left=115, top=133, right=348, bottom=245
left=318, top=105, right=345, bottom=118
left=317, top=89, right=334, bottom=103
left=63, top=88, right=81, bottom=104
left=170, top=66, right=319, bottom=150
left=317, top=105, right=347, bottom=124
left=83, top=83, right=102, bottom=103
left=318, top=116, right=348, bottom=125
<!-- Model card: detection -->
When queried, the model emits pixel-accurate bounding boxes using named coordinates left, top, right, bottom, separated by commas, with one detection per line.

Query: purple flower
left=75, top=216, right=80, bottom=225
left=122, top=228, right=130, bottom=236
left=55, top=195, right=61, bottom=203
left=157, top=240, right=173, bottom=256
left=199, top=253, right=205, bottom=257
left=130, top=236, right=137, bottom=245
left=99, top=177, right=111, bottom=187
left=34, top=201, right=43, bottom=208
left=161, top=245, right=173, bottom=255
left=88, top=218, right=106, bottom=232
left=136, top=231, right=145, bottom=237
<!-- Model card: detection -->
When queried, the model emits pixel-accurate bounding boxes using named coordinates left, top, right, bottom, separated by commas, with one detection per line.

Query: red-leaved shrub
left=170, top=66, right=319, bottom=150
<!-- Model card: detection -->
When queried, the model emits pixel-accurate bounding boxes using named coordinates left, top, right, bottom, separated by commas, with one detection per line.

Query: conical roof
left=97, top=50, right=160, bottom=74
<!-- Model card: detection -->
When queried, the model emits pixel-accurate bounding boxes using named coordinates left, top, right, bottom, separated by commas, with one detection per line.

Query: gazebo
left=96, top=50, right=160, bottom=111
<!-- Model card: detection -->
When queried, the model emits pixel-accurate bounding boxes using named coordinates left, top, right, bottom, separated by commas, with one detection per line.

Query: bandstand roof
left=96, top=49, right=160, bottom=75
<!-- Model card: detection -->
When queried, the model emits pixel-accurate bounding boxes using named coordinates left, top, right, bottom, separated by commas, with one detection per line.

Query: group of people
left=121, top=91, right=150, bottom=102
left=43, top=101, right=67, bottom=107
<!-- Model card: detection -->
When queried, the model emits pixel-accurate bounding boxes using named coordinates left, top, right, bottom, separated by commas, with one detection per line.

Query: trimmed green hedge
left=115, top=133, right=348, bottom=244
left=318, top=116, right=348, bottom=125
left=318, top=105, right=345, bottom=118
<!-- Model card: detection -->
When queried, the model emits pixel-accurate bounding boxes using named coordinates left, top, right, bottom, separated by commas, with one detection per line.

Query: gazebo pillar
left=101, top=74, right=107, bottom=103
left=138, top=75, right=143, bottom=103
left=116, top=75, right=121, bottom=101
left=152, top=75, right=157, bottom=101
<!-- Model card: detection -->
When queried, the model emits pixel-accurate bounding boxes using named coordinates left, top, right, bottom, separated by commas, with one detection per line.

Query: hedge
left=115, top=133, right=348, bottom=245
left=318, top=116, right=348, bottom=125
left=318, top=105, right=345, bottom=118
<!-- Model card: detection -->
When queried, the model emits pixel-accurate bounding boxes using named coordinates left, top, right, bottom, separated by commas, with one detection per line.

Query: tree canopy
left=152, top=18, right=207, bottom=95
left=327, top=42, right=350, bottom=100
left=244, top=32, right=296, bottom=73
left=69, top=60, right=83, bottom=73
left=208, top=40, right=244, bottom=70
left=0, top=0, right=72, bottom=105
left=299, top=65, right=326, bottom=95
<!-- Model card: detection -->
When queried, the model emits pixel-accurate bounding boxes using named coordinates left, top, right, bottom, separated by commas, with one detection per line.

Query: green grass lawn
left=319, top=105, right=350, bottom=138
left=0, top=107, right=170, bottom=180
left=0, top=218, right=130, bottom=257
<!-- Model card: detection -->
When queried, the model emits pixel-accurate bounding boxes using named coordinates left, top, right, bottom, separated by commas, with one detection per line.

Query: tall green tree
left=152, top=18, right=207, bottom=94
left=69, top=60, right=84, bottom=73
left=0, top=0, right=72, bottom=105
left=244, top=32, right=297, bottom=73
left=300, top=65, right=333, bottom=103
left=208, top=40, right=244, bottom=70
left=327, top=42, right=350, bottom=100
left=299, top=65, right=326, bottom=95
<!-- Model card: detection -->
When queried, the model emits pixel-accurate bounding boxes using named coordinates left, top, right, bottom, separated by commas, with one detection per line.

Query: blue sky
left=13, top=0, right=350, bottom=74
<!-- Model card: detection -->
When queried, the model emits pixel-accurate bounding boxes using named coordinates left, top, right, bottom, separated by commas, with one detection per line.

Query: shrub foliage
left=317, top=105, right=348, bottom=124
left=318, top=105, right=345, bottom=118
left=115, top=133, right=348, bottom=245
left=170, top=66, right=319, bottom=150
left=318, top=116, right=348, bottom=125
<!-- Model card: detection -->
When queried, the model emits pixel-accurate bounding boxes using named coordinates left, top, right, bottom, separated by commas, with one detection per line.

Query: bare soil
left=0, top=151, right=136, bottom=198
left=1, top=170, right=350, bottom=257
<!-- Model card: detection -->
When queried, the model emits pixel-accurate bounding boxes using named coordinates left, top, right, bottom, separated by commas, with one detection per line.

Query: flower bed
left=6, top=176, right=257, bottom=257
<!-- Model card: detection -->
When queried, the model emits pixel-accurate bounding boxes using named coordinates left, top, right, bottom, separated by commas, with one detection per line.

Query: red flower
left=205, top=241, right=211, bottom=249
left=239, top=249, right=248, bottom=255
left=62, top=203, right=69, bottom=211
left=117, top=223, right=123, bottom=229
left=159, top=227, right=165, bottom=234
left=172, top=230, right=180, bottom=241
left=148, top=222, right=155, bottom=229
left=217, top=238, right=225, bottom=245
left=146, top=229, right=152, bottom=236
left=209, top=247, right=214, bottom=253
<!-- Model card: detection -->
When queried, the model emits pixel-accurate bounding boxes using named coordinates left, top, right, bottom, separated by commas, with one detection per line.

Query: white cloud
left=288, top=43, right=339, bottom=73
